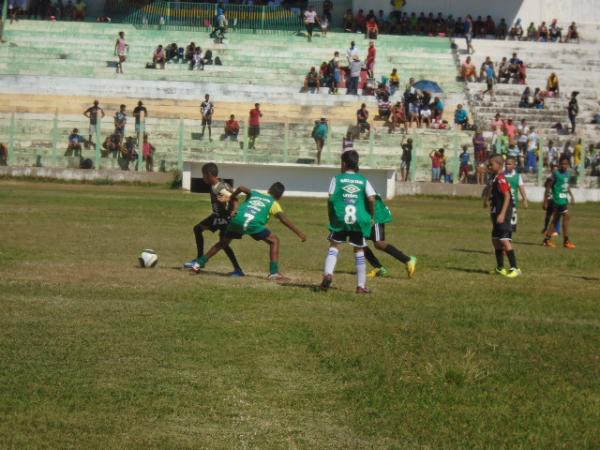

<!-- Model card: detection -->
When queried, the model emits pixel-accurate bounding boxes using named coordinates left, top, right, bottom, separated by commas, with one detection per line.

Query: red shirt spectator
left=504, top=120, right=517, bottom=140
left=249, top=107, right=262, bottom=126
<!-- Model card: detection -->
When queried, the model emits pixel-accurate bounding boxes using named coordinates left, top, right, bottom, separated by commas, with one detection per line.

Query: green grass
left=0, top=181, right=599, bottom=449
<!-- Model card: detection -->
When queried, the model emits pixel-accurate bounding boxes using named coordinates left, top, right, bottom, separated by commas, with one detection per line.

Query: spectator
left=114, top=104, right=127, bottom=137
left=496, top=18, right=508, bottom=39
left=430, top=149, right=443, bottom=182
left=199, top=94, right=214, bottom=141
left=574, top=138, right=584, bottom=170
left=354, top=9, right=366, bottom=33
left=342, top=131, right=354, bottom=152
left=303, top=6, right=318, bottom=42
left=346, top=40, right=359, bottom=64
left=83, top=100, right=105, bottom=145
left=478, top=56, right=494, bottom=81
left=133, top=100, right=148, bottom=138
left=390, top=101, right=407, bottom=134
left=546, top=139, right=559, bottom=166
left=328, top=51, right=341, bottom=94
left=65, top=128, right=84, bottom=157
left=400, top=137, right=413, bottom=181
left=432, top=96, right=444, bottom=119
left=526, top=22, right=537, bottom=40
left=547, top=72, right=560, bottom=96
left=508, top=18, right=522, bottom=40
left=419, top=103, right=432, bottom=128
left=491, top=112, right=504, bottom=134
left=343, top=9, right=354, bottom=32
left=222, top=114, right=240, bottom=141
left=481, top=58, right=496, bottom=101
left=142, top=134, right=155, bottom=172
left=114, top=31, right=128, bottom=74
left=210, top=10, right=228, bottom=42
left=119, top=136, right=138, bottom=171
left=526, top=127, right=539, bottom=173
left=165, top=43, right=181, bottom=63
left=184, top=42, right=196, bottom=61
left=484, top=15, right=496, bottom=35
left=495, top=129, right=509, bottom=157
left=464, top=15, right=474, bottom=54
left=366, top=41, right=376, bottom=78
left=459, top=145, right=471, bottom=183
left=538, top=21, right=549, bottom=41
left=356, top=103, right=371, bottom=138
left=102, top=133, right=122, bottom=158
left=73, top=0, right=86, bottom=20
left=153, top=45, right=166, bottom=69
left=505, top=118, right=517, bottom=141
left=533, top=87, right=545, bottom=109
left=389, top=68, right=400, bottom=96
left=376, top=84, right=391, bottom=120
left=319, top=62, right=331, bottom=90
left=461, top=56, right=476, bottom=82
left=323, top=0, right=333, bottom=25
left=549, top=19, right=562, bottom=42
left=561, top=140, right=574, bottom=165
left=473, top=129, right=488, bottom=163
left=348, top=55, right=362, bottom=95
left=248, top=103, right=262, bottom=150
left=568, top=91, right=579, bottom=134
left=304, top=66, right=320, bottom=93
left=191, top=47, right=204, bottom=71
left=0, top=143, right=7, bottom=165
left=311, top=117, right=328, bottom=164
left=519, top=86, right=533, bottom=108
left=566, top=22, right=579, bottom=43
left=454, top=104, right=469, bottom=129
left=366, top=16, right=379, bottom=39
left=377, top=10, right=389, bottom=33
left=497, top=57, right=510, bottom=83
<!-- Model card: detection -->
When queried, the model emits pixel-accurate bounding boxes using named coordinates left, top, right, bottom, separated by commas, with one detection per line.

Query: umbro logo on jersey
left=249, top=199, right=266, bottom=208
left=342, top=185, right=361, bottom=195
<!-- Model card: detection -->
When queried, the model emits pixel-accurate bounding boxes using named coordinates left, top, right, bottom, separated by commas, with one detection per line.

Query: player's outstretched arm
left=231, top=186, right=251, bottom=199
left=276, top=213, right=307, bottom=241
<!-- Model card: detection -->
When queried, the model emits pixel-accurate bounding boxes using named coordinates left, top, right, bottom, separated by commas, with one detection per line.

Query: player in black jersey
left=183, top=163, right=244, bottom=276
left=483, top=155, right=521, bottom=278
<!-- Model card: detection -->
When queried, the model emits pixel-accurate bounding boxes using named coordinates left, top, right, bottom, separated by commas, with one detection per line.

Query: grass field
left=0, top=180, right=599, bottom=449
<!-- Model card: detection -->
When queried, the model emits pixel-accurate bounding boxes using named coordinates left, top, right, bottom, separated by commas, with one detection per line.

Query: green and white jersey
left=551, top=170, right=571, bottom=206
left=328, top=171, right=375, bottom=237
left=229, top=190, right=281, bottom=235
left=503, top=170, right=523, bottom=208
left=374, top=195, right=392, bottom=225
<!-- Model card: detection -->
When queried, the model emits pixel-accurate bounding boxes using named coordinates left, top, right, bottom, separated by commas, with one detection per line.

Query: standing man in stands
left=248, top=103, right=262, bottom=150
left=114, top=31, right=128, bottom=74
left=200, top=94, right=214, bottom=141
left=303, top=6, right=318, bottom=42
left=133, top=100, right=148, bottom=143
left=114, top=104, right=127, bottom=138
left=568, top=91, right=579, bottom=134
left=83, top=100, right=105, bottom=146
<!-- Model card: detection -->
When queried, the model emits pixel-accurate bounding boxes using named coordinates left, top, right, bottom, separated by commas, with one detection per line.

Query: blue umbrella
left=413, top=80, right=443, bottom=93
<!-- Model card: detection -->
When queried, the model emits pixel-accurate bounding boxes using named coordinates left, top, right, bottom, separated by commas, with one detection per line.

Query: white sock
left=324, top=247, right=339, bottom=275
left=355, top=250, right=366, bottom=288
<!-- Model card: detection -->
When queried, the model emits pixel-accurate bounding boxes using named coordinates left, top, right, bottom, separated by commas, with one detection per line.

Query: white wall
left=353, top=0, right=600, bottom=25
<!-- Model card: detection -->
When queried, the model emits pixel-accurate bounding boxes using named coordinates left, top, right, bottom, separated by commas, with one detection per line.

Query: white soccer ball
left=139, top=249, right=158, bottom=268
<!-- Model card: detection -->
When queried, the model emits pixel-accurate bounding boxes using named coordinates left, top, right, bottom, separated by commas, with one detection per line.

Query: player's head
left=341, top=150, right=359, bottom=172
left=505, top=156, right=516, bottom=172
left=268, top=182, right=285, bottom=200
left=559, top=156, right=571, bottom=171
left=93, top=100, right=99, bottom=106
left=201, top=162, right=219, bottom=184
left=120, top=104, right=126, bottom=112
left=489, top=155, right=504, bottom=174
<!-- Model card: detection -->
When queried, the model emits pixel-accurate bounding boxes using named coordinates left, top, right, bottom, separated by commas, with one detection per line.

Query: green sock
left=270, top=261, right=279, bottom=274
left=198, top=255, right=209, bottom=266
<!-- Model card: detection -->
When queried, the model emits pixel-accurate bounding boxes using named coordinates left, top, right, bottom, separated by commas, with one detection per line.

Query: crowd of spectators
left=461, top=53, right=527, bottom=86
left=149, top=42, right=216, bottom=70
left=8, top=0, right=88, bottom=22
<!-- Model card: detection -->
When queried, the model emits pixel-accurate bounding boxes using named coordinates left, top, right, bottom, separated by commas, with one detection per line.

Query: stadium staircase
left=0, top=20, right=474, bottom=181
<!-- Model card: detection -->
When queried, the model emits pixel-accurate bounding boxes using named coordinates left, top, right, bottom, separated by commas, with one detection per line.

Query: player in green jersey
left=503, top=156, right=529, bottom=232
left=192, top=182, right=307, bottom=280
left=320, top=150, right=376, bottom=294
left=543, top=156, right=576, bottom=249
left=364, top=195, right=417, bottom=279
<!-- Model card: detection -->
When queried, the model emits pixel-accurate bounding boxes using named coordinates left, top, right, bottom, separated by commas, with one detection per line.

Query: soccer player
left=483, top=155, right=521, bottom=278
left=364, top=194, right=417, bottom=279
left=320, top=150, right=376, bottom=294
left=200, top=94, right=214, bottom=141
left=184, top=163, right=244, bottom=276
left=542, top=162, right=562, bottom=235
left=543, top=156, right=576, bottom=248
left=503, top=156, right=529, bottom=233
left=192, top=182, right=306, bottom=280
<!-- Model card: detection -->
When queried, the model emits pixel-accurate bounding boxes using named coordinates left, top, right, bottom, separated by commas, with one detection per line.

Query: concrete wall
left=0, top=166, right=174, bottom=184
left=354, top=0, right=600, bottom=25
left=183, top=162, right=397, bottom=199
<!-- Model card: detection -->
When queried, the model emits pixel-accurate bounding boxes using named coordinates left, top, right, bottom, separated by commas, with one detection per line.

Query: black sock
left=384, top=244, right=411, bottom=264
left=194, top=226, right=204, bottom=259
left=564, top=236, right=569, bottom=243
left=495, top=249, right=504, bottom=269
left=506, top=250, right=517, bottom=269
left=224, top=246, right=242, bottom=271
left=364, top=247, right=382, bottom=269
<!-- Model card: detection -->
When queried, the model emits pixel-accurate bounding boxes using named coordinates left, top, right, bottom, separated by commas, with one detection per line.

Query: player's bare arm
left=519, top=186, right=529, bottom=209
left=568, top=186, right=575, bottom=204
left=497, top=190, right=510, bottom=224
left=482, top=184, right=490, bottom=208
left=231, top=186, right=252, bottom=199
left=276, top=213, right=307, bottom=241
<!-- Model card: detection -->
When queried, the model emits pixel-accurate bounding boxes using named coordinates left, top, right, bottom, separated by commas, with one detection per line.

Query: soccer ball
left=212, top=181, right=233, bottom=201
left=138, top=249, right=158, bottom=268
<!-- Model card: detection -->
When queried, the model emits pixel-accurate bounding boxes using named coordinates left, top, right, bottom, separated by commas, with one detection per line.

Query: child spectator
left=366, top=16, right=379, bottom=39
left=430, top=149, right=443, bottom=182
left=304, top=67, right=320, bottom=93
left=461, top=56, right=476, bottom=82
left=192, top=47, right=204, bottom=71
left=454, top=104, right=469, bottom=129
left=547, top=72, right=560, bottom=96
left=356, top=103, right=371, bottom=138
left=459, top=145, right=471, bottom=183
left=65, top=128, right=84, bottom=157
left=142, top=134, right=155, bottom=172
left=389, top=68, right=400, bottom=96
left=390, top=101, right=407, bottom=134
left=222, top=114, right=240, bottom=141
left=153, top=45, right=166, bottom=69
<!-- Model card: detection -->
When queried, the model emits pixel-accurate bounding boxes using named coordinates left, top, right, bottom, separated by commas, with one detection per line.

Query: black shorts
left=552, top=204, right=569, bottom=215
left=198, top=214, right=229, bottom=234
left=328, top=230, right=367, bottom=247
left=224, top=228, right=271, bottom=241
left=249, top=125, right=260, bottom=137
left=306, top=23, right=315, bottom=35
left=368, top=224, right=385, bottom=242
left=491, top=214, right=512, bottom=241
left=202, top=117, right=212, bottom=126
left=486, top=78, right=494, bottom=89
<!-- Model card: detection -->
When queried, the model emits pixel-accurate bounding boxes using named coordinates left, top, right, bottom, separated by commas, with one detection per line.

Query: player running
left=543, top=156, right=576, bottom=248
left=364, top=194, right=417, bottom=279
left=192, top=182, right=306, bottom=280
left=542, top=162, right=562, bottom=235
left=503, top=156, right=529, bottom=232
left=320, top=150, right=376, bottom=294
left=483, top=155, right=521, bottom=278
left=184, top=163, right=244, bottom=276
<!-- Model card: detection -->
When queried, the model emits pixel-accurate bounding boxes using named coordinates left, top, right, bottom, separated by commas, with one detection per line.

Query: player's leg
left=207, top=121, right=212, bottom=140
left=262, top=232, right=285, bottom=280
left=219, top=228, right=244, bottom=276
left=200, top=121, right=206, bottom=138
left=366, top=224, right=386, bottom=279
left=543, top=210, right=560, bottom=247
left=374, top=236, right=417, bottom=278
left=353, top=242, right=369, bottom=294
left=192, top=237, right=232, bottom=272
left=562, top=211, right=575, bottom=248
left=492, top=238, right=505, bottom=273
left=321, top=234, right=342, bottom=291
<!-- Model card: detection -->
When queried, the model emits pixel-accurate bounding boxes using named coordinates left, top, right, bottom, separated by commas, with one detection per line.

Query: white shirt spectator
left=420, top=108, right=432, bottom=119
left=528, top=131, right=538, bottom=151
left=347, top=46, right=360, bottom=63
left=546, top=145, right=558, bottom=163
left=350, top=59, right=362, bottom=77
left=304, top=10, right=317, bottom=24
left=517, top=125, right=529, bottom=143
